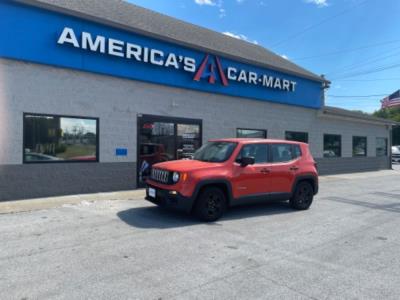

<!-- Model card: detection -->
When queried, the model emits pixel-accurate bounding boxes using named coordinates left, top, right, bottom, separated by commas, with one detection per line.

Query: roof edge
left=319, top=106, right=400, bottom=126
left=15, top=0, right=327, bottom=84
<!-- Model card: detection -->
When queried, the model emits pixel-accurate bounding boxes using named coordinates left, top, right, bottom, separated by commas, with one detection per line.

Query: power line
left=292, top=38, right=400, bottom=61
left=271, top=0, right=368, bottom=48
left=327, top=46, right=400, bottom=77
left=328, top=94, right=388, bottom=98
left=331, top=62, right=400, bottom=80
left=336, top=78, right=400, bottom=81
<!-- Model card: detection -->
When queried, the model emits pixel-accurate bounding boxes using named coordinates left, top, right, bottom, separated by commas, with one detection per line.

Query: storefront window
left=137, top=115, right=202, bottom=186
left=236, top=128, right=267, bottom=138
left=24, top=114, right=98, bottom=163
left=285, top=131, right=308, bottom=143
left=376, top=138, right=388, bottom=157
left=353, top=136, right=367, bottom=157
left=323, top=134, right=341, bottom=158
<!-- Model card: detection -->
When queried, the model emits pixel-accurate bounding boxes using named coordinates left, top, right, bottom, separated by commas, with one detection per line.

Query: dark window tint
left=285, top=131, right=308, bottom=143
left=271, top=144, right=293, bottom=162
left=24, top=114, right=98, bottom=163
left=236, top=128, right=267, bottom=138
left=353, top=136, right=367, bottom=157
left=237, top=144, right=268, bottom=164
left=293, top=144, right=302, bottom=159
left=376, top=138, right=388, bottom=157
left=323, top=134, right=341, bottom=158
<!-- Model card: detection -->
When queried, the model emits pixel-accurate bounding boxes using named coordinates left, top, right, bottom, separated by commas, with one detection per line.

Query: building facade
left=0, top=0, right=395, bottom=201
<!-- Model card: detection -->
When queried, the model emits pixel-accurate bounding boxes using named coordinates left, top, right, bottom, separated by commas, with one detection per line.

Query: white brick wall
left=0, top=59, right=390, bottom=165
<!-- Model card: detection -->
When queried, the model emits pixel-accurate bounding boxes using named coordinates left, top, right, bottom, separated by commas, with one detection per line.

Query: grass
left=57, top=144, right=96, bottom=159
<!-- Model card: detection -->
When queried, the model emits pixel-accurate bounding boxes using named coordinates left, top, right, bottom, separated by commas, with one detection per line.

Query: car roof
left=208, top=138, right=306, bottom=145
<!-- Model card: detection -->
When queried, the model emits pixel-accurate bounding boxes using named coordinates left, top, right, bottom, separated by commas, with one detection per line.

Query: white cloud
left=280, top=54, right=289, bottom=60
left=305, top=0, right=329, bottom=7
left=194, top=0, right=216, bottom=6
left=223, top=31, right=258, bottom=45
left=219, top=8, right=226, bottom=18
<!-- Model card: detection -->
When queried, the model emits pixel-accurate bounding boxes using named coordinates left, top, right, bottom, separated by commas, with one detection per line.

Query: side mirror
left=240, top=156, right=255, bottom=167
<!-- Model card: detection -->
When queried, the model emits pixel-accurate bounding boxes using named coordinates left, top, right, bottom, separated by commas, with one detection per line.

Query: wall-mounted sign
left=58, top=27, right=297, bottom=92
left=0, top=1, right=323, bottom=109
left=116, top=148, right=128, bottom=156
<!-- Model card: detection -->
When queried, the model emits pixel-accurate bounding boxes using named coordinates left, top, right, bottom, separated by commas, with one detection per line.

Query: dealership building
left=0, top=0, right=397, bottom=201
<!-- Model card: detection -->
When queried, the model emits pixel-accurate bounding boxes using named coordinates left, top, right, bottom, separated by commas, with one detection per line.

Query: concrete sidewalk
left=1, top=168, right=398, bottom=215
left=0, top=189, right=146, bottom=215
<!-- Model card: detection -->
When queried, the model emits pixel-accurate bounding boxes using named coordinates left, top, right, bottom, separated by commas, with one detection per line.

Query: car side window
left=271, top=144, right=294, bottom=163
left=292, top=145, right=302, bottom=159
left=236, top=144, right=268, bottom=164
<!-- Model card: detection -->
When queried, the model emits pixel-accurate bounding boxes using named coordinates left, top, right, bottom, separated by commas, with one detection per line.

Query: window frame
left=23, top=112, right=100, bottom=164
left=352, top=136, right=367, bottom=157
left=236, top=128, right=267, bottom=139
left=323, top=134, right=342, bottom=158
left=376, top=137, right=388, bottom=157
left=285, top=131, right=309, bottom=143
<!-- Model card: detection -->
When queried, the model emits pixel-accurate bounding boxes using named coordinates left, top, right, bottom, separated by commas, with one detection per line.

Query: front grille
left=151, top=168, right=170, bottom=184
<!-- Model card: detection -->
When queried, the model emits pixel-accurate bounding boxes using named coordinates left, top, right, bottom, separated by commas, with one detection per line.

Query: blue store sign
left=0, top=1, right=323, bottom=108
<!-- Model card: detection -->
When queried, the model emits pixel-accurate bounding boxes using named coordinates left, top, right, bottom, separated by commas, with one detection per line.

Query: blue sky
left=127, top=0, right=400, bottom=112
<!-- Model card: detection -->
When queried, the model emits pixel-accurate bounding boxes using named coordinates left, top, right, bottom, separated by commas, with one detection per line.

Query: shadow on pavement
left=117, top=201, right=295, bottom=229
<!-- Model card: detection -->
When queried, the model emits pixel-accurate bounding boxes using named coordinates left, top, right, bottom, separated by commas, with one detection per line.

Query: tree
left=373, top=107, right=400, bottom=145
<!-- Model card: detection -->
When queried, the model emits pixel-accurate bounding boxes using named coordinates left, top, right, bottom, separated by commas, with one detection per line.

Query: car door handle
left=289, top=166, right=299, bottom=171
left=260, top=168, right=270, bottom=174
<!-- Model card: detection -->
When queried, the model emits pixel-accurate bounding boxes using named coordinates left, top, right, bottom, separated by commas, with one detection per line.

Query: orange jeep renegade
left=146, top=138, right=318, bottom=221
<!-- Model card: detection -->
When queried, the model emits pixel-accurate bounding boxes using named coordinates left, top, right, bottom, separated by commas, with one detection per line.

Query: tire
left=290, top=181, right=314, bottom=210
left=194, top=187, right=227, bottom=222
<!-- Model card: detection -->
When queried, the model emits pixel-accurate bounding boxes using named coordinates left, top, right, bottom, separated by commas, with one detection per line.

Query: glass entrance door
left=137, top=115, right=202, bottom=187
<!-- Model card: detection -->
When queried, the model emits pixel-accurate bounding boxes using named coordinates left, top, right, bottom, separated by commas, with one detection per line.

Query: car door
left=231, top=143, right=270, bottom=199
left=266, top=143, right=299, bottom=194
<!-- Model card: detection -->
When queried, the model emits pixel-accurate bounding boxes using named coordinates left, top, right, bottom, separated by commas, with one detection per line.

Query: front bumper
left=145, top=184, right=194, bottom=213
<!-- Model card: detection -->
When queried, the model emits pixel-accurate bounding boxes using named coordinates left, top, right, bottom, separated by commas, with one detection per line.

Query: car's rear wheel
left=290, top=181, right=314, bottom=210
left=194, top=187, right=227, bottom=222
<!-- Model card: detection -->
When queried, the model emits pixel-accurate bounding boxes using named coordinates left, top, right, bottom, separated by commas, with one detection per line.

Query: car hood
left=153, top=159, right=224, bottom=172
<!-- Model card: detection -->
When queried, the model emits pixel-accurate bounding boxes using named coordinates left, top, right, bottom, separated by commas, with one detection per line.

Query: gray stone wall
left=0, top=59, right=392, bottom=200
left=0, top=162, right=136, bottom=201
left=316, top=157, right=390, bottom=176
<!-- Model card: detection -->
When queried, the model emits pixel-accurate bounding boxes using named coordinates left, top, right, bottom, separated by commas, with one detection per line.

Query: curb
left=0, top=189, right=146, bottom=215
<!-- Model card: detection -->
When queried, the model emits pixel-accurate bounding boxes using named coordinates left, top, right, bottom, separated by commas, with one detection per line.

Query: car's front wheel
left=290, top=181, right=314, bottom=210
left=194, top=187, right=227, bottom=222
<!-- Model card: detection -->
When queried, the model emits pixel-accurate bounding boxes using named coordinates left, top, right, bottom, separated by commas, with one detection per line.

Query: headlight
left=172, top=172, right=180, bottom=183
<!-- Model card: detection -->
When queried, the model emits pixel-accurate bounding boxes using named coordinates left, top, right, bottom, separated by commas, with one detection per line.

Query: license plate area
left=148, top=187, right=156, bottom=198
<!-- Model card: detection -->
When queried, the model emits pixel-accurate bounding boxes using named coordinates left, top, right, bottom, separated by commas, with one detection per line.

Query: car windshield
left=193, top=142, right=237, bottom=162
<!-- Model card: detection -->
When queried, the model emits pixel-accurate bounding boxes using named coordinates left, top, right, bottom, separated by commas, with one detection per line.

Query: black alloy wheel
left=290, top=181, right=314, bottom=210
left=194, top=187, right=227, bottom=222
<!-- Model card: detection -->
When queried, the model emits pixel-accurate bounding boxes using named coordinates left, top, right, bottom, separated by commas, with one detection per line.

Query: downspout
left=389, top=125, right=393, bottom=170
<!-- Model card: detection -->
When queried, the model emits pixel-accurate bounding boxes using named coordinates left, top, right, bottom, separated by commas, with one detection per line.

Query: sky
left=126, top=0, right=400, bottom=113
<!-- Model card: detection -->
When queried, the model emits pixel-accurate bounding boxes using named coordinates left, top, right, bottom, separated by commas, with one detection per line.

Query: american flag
left=381, top=90, right=400, bottom=109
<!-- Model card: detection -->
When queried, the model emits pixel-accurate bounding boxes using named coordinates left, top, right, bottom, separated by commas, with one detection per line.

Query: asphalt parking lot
left=1, top=168, right=400, bottom=299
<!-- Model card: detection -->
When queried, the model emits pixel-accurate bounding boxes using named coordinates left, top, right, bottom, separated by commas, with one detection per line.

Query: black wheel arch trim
left=291, top=174, right=319, bottom=196
left=191, top=179, right=234, bottom=206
